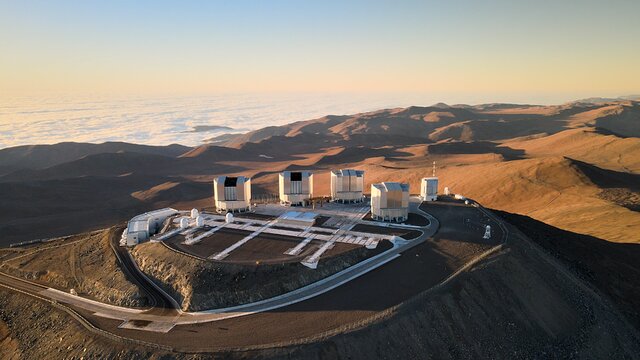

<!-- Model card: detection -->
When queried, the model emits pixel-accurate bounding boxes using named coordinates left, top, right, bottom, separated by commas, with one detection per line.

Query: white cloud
left=0, top=93, right=439, bottom=149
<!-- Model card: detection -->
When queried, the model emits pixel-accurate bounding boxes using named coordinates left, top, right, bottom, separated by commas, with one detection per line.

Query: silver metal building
left=213, top=175, right=252, bottom=212
left=420, top=177, right=438, bottom=201
left=279, top=171, right=313, bottom=206
left=123, top=208, right=178, bottom=246
left=330, top=169, right=365, bottom=203
left=370, top=182, right=410, bottom=222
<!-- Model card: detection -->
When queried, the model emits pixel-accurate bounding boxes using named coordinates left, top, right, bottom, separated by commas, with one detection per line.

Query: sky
left=1, top=0, right=639, bottom=100
left=1, top=0, right=639, bottom=149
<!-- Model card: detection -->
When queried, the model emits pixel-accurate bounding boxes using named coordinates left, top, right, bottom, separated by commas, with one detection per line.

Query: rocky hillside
left=0, top=228, right=146, bottom=307
left=266, top=224, right=640, bottom=359
left=1, top=216, right=639, bottom=359
left=130, top=242, right=389, bottom=311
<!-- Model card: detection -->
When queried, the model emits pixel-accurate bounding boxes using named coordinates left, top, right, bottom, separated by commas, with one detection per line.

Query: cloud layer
left=0, top=93, right=438, bottom=149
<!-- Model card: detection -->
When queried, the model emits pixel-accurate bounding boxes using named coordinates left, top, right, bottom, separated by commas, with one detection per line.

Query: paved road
left=109, top=231, right=181, bottom=314
left=0, top=271, right=48, bottom=294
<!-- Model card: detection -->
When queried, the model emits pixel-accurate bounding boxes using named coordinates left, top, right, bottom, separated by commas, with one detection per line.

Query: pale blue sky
left=1, top=0, right=639, bottom=100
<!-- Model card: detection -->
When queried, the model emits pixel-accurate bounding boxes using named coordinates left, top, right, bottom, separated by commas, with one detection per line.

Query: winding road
left=0, top=196, right=508, bottom=350
left=109, top=231, right=181, bottom=312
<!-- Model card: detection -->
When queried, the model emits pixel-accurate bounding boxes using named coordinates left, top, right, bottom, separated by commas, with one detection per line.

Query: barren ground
left=0, top=201, right=638, bottom=358
left=131, top=236, right=393, bottom=311
left=0, top=227, right=145, bottom=307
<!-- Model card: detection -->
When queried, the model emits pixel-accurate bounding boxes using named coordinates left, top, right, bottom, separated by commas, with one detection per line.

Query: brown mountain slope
left=0, top=152, right=179, bottom=182
left=436, top=157, right=640, bottom=243
left=0, top=174, right=212, bottom=245
left=503, top=128, right=640, bottom=172
left=1, top=101, right=638, bottom=246
left=0, top=142, right=190, bottom=170
left=566, top=102, right=640, bottom=136
left=272, top=227, right=640, bottom=359
left=215, top=106, right=476, bottom=147
left=212, top=101, right=640, bottom=147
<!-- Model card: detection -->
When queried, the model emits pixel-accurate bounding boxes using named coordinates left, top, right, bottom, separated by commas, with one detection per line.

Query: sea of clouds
left=0, top=92, right=442, bottom=149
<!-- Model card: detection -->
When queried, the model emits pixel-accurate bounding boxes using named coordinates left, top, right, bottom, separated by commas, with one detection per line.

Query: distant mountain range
left=0, top=99, right=638, bottom=247
left=209, top=99, right=640, bottom=148
left=571, top=95, right=640, bottom=104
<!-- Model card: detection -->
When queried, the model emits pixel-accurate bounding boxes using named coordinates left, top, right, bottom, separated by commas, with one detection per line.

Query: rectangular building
left=213, top=176, right=252, bottom=212
left=279, top=171, right=313, bottom=206
left=331, top=169, right=365, bottom=202
left=420, top=177, right=438, bottom=201
left=123, top=208, right=178, bottom=246
left=370, top=182, right=410, bottom=222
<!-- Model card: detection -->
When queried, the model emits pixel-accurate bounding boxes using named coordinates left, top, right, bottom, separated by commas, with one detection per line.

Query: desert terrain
left=1, top=99, right=638, bottom=245
left=0, top=98, right=639, bottom=358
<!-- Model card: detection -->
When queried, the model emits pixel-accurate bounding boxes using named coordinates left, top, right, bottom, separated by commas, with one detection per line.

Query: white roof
left=332, top=169, right=364, bottom=177
left=127, top=208, right=178, bottom=233
left=127, top=219, right=148, bottom=233
left=373, top=182, right=409, bottom=192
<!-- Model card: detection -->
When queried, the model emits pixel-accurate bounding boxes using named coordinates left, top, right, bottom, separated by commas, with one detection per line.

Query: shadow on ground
left=496, top=210, right=640, bottom=331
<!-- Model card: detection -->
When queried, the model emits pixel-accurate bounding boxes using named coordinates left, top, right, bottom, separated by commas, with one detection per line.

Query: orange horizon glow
left=1, top=1, right=639, bottom=98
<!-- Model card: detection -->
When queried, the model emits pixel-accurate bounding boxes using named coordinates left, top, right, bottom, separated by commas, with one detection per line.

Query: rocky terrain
left=0, top=214, right=638, bottom=359
left=0, top=289, right=155, bottom=359
left=130, top=241, right=391, bottom=311
left=498, top=210, right=640, bottom=330
left=0, top=228, right=146, bottom=307
left=262, top=222, right=640, bottom=359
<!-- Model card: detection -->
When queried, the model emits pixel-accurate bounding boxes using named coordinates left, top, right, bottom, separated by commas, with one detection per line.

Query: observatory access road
left=0, top=197, right=510, bottom=352
left=109, top=232, right=181, bottom=313
left=0, top=199, right=436, bottom=324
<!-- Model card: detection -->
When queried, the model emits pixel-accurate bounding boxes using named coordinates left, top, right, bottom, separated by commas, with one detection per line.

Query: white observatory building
left=213, top=176, right=252, bottom=212
left=123, top=208, right=178, bottom=246
left=421, top=177, right=438, bottom=201
left=421, top=161, right=439, bottom=201
left=330, top=169, right=365, bottom=203
left=370, top=182, right=410, bottom=222
left=279, top=171, right=313, bottom=206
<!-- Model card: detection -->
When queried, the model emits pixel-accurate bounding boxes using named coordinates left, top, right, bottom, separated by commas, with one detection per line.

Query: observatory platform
left=136, top=200, right=423, bottom=269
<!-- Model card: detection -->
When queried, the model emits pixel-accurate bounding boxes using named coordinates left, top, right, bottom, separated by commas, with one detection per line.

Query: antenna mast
left=432, top=161, right=436, bottom=177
